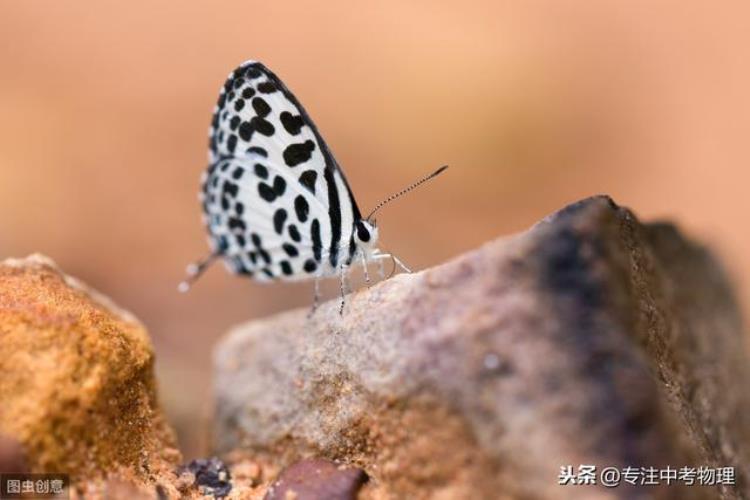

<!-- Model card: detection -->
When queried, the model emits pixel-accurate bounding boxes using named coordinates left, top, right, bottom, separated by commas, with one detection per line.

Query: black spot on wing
left=280, top=260, right=293, bottom=276
left=234, top=98, right=245, bottom=112
left=282, top=243, right=298, bottom=257
left=228, top=217, right=246, bottom=232
left=245, top=66, right=262, bottom=79
left=294, top=195, right=309, bottom=222
left=249, top=233, right=272, bottom=265
left=322, top=165, right=342, bottom=268
left=283, top=140, right=315, bottom=167
left=250, top=116, right=275, bottom=136
left=226, top=135, right=237, bottom=153
left=311, top=219, right=322, bottom=262
left=280, top=111, right=304, bottom=135
left=222, top=181, right=238, bottom=198
left=273, top=176, right=286, bottom=196
left=347, top=236, right=357, bottom=264
left=241, top=87, right=255, bottom=99
left=232, top=256, right=252, bottom=276
left=288, top=224, right=301, bottom=242
left=238, top=122, right=253, bottom=141
left=273, top=208, right=287, bottom=234
left=231, top=66, right=245, bottom=79
left=247, top=146, right=267, bottom=157
left=303, top=259, right=317, bottom=273
left=252, top=97, right=271, bottom=116
left=299, top=170, right=317, bottom=194
left=254, top=163, right=269, bottom=179
left=216, top=235, right=229, bottom=253
left=258, top=81, right=277, bottom=94
left=258, top=183, right=276, bottom=202
left=259, top=249, right=271, bottom=265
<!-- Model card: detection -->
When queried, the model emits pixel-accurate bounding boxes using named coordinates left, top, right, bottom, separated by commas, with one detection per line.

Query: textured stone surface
left=167, top=455, right=280, bottom=499
left=264, top=458, right=368, bottom=500
left=0, top=255, right=180, bottom=488
left=178, top=457, right=232, bottom=497
left=213, top=196, right=750, bottom=499
left=0, top=435, right=27, bottom=473
left=0, top=255, right=287, bottom=499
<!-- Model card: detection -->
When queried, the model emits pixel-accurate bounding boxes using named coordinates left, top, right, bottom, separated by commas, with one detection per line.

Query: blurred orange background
left=1, top=2, right=748, bottom=457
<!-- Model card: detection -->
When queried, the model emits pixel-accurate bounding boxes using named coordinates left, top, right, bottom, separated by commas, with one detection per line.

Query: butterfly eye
left=356, top=221, right=371, bottom=242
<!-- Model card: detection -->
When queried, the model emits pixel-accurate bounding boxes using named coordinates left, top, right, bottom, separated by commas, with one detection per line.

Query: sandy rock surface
left=0, top=255, right=180, bottom=493
left=214, top=196, right=750, bottom=499
left=2, top=194, right=747, bottom=499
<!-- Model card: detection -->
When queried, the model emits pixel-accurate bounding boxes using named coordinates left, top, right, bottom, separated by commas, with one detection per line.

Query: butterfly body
left=200, top=61, right=378, bottom=282
left=184, top=60, right=446, bottom=311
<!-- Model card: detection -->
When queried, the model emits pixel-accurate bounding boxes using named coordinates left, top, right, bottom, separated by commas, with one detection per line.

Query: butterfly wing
left=201, top=61, right=361, bottom=280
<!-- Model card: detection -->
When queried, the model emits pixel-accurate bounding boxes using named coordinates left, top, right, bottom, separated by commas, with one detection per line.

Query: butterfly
left=180, top=60, right=447, bottom=313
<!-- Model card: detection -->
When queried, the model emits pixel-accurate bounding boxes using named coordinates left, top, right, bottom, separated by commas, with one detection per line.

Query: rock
left=230, top=459, right=262, bottom=486
left=178, top=457, right=232, bottom=498
left=264, top=458, right=368, bottom=500
left=168, top=455, right=276, bottom=499
left=213, top=196, right=750, bottom=499
left=0, top=255, right=180, bottom=488
left=0, top=434, right=28, bottom=473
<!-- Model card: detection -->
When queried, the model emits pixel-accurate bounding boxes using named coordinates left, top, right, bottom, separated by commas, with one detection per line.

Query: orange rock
left=0, top=255, right=180, bottom=486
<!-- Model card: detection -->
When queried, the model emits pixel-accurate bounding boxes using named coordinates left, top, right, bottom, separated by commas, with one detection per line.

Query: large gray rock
left=213, top=196, right=749, bottom=499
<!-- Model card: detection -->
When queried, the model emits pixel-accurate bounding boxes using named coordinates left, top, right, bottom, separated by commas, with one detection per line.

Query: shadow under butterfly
left=179, top=61, right=448, bottom=314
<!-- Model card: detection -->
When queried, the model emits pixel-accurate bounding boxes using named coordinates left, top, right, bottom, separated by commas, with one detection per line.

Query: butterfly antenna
left=366, top=165, right=448, bottom=221
left=178, top=251, right=220, bottom=292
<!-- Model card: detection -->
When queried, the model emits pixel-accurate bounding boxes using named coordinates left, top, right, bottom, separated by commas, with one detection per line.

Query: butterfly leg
left=369, top=251, right=411, bottom=275
left=178, top=251, right=219, bottom=292
left=391, top=254, right=412, bottom=273
left=369, top=251, right=395, bottom=279
left=339, top=261, right=350, bottom=315
left=360, top=252, right=371, bottom=286
left=307, top=275, right=322, bottom=318
left=377, top=254, right=386, bottom=279
left=307, top=263, right=326, bottom=318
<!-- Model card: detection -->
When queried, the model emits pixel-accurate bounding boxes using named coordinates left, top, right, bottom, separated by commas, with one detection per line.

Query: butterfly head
left=354, top=219, right=379, bottom=252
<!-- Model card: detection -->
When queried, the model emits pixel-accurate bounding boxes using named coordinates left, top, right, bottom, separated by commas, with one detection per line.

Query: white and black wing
left=200, top=61, right=362, bottom=281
